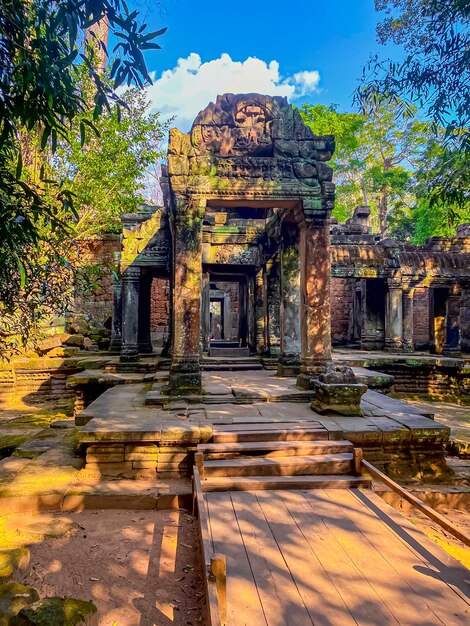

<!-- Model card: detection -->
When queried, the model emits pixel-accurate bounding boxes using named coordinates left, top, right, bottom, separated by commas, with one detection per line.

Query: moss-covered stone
left=10, top=597, right=97, bottom=626
left=0, top=549, right=30, bottom=584
left=0, top=582, right=39, bottom=625
left=63, top=335, right=85, bottom=348
left=0, top=435, right=31, bottom=457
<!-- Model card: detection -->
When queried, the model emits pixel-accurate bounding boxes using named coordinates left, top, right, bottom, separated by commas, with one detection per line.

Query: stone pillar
left=138, top=272, right=153, bottom=353
left=169, top=197, right=204, bottom=394
left=266, top=257, right=281, bottom=356
left=161, top=275, right=173, bottom=358
left=402, top=287, right=415, bottom=353
left=223, top=293, right=232, bottom=341
left=239, top=279, right=248, bottom=348
left=297, top=222, right=332, bottom=389
left=120, top=266, right=141, bottom=362
left=255, top=266, right=268, bottom=355
left=443, top=284, right=462, bottom=355
left=385, top=281, right=403, bottom=352
left=109, top=272, right=122, bottom=352
left=201, top=271, right=210, bottom=353
left=278, top=225, right=301, bottom=376
left=246, top=275, right=256, bottom=351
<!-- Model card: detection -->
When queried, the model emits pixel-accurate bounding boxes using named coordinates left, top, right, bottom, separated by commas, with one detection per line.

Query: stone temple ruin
left=112, top=93, right=470, bottom=392
left=116, top=93, right=336, bottom=393
left=2, top=93, right=469, bottom=481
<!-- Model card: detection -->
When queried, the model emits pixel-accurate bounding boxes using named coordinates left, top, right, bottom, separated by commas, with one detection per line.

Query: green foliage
left=300, top=99, right=429, bottom=235
left=0, top=0, right=165, bottom=355
left=54, top=87, right=169, bottom=236
left=357, top=0, right=470, bottom=209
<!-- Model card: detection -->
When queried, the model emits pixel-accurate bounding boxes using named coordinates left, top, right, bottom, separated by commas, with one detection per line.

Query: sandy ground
left=22, top=510, right=206, bottom=626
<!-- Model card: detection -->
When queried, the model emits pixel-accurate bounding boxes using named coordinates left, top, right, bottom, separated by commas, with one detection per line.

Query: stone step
left=105, top=362, right=157, bottom=374
left=198, top=440, right=354, bottom=459
left=201, top=474, right=371, bottom=492
left=201, top=362, right=263, bottom=371
left=209, top=347, right=251, bottom=358
left=213, top=428, right=329, bottom=443
left=203, top=453, right=353, bottom=477
left=210, top=341, right=240, bottom=348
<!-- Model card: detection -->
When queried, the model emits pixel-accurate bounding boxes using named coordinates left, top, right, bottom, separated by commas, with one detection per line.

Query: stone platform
left=77, top=370, right=451, bottom=481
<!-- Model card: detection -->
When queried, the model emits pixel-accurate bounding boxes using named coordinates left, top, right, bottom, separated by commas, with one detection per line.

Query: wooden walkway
left=203, top=488, right=470, bottom=625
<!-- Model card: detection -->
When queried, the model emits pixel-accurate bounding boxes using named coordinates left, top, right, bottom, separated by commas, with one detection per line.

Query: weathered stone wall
left=150, top=277, right=170, bottom=342
left=330, top=277, right=354, bottom=344
left=74, top=235, right=120, bottom=326
left=413, top=287, right=430, bottom=350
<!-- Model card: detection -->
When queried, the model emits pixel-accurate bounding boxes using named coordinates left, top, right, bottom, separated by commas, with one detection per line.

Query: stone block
left=0, top=582, right=39, bottom=623
left=132, top=461, right=157, bottom=469
left=64, top=334, right=85, bottom=347
left=10, top=597, right=97, bottom=626
left=311, top=380, right=368, bottom=416
left=85, top=452, right=125, bottom=463
left=167, top=155, right=189, bottom=176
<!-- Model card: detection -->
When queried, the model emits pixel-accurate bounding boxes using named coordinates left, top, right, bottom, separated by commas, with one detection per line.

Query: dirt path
left=23, top=509, right=206, bottom=626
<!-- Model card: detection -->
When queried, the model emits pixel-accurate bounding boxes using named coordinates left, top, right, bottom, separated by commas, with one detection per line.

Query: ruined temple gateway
left=112, top=93, right=470, bottom=396
left=117, top=93, right=336, bottom=393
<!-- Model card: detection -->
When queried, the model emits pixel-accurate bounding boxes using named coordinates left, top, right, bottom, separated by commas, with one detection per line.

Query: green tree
left=54, top=88, right=169, bottom=237
left=412, top=139, right=470, bottom=242
left=300, top=98, right=429, bottom=236
left=0, top=0, right=166, bottom=354
left=357, top=0, right=469, bottom=210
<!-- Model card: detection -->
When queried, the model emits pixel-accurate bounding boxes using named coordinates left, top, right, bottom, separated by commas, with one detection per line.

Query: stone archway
left=165, top=93, right=336, bottom=394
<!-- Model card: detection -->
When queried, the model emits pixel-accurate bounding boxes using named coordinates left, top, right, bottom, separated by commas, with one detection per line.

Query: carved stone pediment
left=191, top=93, right=290, bottom=157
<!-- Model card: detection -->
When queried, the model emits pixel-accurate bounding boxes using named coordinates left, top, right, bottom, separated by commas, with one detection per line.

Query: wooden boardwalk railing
left=193, top=466, right=227, bottom=626
left=360, top=457, right=470, bottom=547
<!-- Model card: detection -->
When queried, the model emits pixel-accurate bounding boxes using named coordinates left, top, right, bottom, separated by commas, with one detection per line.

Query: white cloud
left=145, top=53, right=321, bottom=130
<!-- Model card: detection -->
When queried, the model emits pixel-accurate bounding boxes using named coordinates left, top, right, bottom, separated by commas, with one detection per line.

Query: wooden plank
left=230, top=491, right=314, bottom=626
left=327, top=488, right=470, bottom=626
left=193, top=468, right=221, bottom=626
left=255, top=490, right=358, bottom=626
left=303, top=488, right=441, bottom=625
left=202, top=475, right=371, bottom=492
left=204, top=453, right=352, bottom=477
left=350, top=489, right=470, bottom=610
left=206, top=491, right=268, bottom=626
left=213, top=429, right=329, bottom=443
left=280, top=489, right=398, bottom=625
left=362, top=459, right=470, bottom=546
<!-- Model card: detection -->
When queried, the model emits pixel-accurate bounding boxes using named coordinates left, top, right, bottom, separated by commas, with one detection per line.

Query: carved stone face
left=234, top=102, right=266, bottom=128
left=191, top=96, right=274, bottom=157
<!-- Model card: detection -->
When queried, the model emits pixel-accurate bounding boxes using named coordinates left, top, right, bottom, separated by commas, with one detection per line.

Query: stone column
left=266, top=257, right=281, bottom=356
left=223, top=293, right=232, bottom=341
left=385, top=281, right=403, bottom=352
left=161, top=275, right=173, bottom=358
left=201, top=271, right=210, bottom=353
left=169, top=197, right=205, bottom=394
left=277, top=224, right=301, bottom=376
left=443, top=284, right=462, bottom=355
left=402, top=287, right=415, bottom=353
left=109, top=272, right=122, bottom=352
left=297, top=222, right=332, bottom=389
left=255, top=266, right=268, bottom=354
left=120, top=265, right=141, bottom=362
left=239, top=279, right=248, bottom=348
left=138, top=272, right=153, bottom=353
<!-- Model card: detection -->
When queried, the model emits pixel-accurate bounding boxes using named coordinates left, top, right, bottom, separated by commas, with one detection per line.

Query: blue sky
left=127, top=0, right=402, bottom=130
